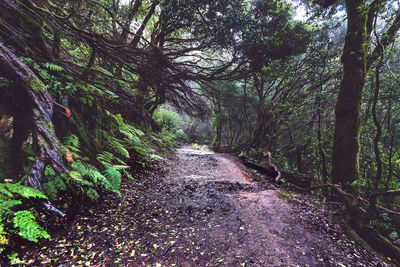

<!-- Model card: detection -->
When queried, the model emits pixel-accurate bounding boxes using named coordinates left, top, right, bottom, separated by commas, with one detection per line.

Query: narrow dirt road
left=156, top=148, right=387, bottom=266
left=22, top=147, right=389, bottom=266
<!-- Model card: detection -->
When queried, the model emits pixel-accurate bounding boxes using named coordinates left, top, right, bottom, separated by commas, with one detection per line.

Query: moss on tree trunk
left=332, top=0, right=368, bottom=187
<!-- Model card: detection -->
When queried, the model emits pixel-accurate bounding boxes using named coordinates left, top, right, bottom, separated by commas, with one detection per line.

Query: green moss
left=28, top=75, right=45, bottom=92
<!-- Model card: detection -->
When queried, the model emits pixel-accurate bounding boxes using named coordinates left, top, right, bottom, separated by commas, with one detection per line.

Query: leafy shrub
left=153, top=108, right=182, bottom=132
left=153, top=107, right=188, bottom=145
left=175, top=128, right=187, bottom=144
left=159, top=128, right=177, bottom=148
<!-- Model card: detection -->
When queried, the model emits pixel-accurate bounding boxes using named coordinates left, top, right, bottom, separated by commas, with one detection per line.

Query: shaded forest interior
left=0, top=0, right=400, bottom=265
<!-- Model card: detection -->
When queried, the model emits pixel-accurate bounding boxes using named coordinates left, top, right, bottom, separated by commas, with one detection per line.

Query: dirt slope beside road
left=20, top=147, right=389, bottom=266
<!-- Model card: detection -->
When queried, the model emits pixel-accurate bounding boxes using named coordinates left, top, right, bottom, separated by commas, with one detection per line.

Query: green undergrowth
left=0, top=58, right=187, bottom=263
left=0, top=108, right=179, bottom=262
left=0, top=182, right=49, bottom=258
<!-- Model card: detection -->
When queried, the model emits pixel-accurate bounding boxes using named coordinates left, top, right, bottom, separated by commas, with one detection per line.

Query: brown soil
left=19, top=147, right=390, bottom=266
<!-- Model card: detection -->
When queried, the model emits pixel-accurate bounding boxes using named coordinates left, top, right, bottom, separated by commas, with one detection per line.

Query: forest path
left=157, top=147, right=385, bottom=266
left=22, top=147, right=387, bottom=266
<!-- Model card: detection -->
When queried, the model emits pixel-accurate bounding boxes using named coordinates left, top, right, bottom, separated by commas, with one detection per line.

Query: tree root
left=239, top=155, right=311, bottom=188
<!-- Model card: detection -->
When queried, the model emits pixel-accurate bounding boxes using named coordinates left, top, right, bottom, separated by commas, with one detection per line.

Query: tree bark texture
left=0, top=42, right=68, bottom=218
left=332, top=0, right=367, bottom=187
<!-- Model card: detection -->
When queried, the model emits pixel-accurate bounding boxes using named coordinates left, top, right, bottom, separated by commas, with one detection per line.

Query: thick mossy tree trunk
left=332, top=0, right=367, bottom=188
left=0, top=43, right=69, bottom=218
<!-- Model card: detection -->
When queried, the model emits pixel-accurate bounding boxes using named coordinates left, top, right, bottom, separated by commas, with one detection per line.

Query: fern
left=150, top=154, right=164, bottom=161
left=43, top=176, right=66, bottom=199
left=13, top=211, right=50, bottom=242
left=0, top=200, right=22, bottom=215
left=0, top=216, right=7, bottom=254
left=7, top=252, right=24, bottom=265
left=122, top=169, right=134, bottom=180
left=86, top=188, right=100, bottom=200
left=70, top=161, right=120, bottom=196
left=39, top=69, right=50, bottom=80
left=1, top=183, right=47, bottom=200
left=19, top=57, right=33, bottom=65
left=102, top=167, right=121, bottom=196
left=97, top=151, right=114, bottom=167
left=44, top=165, right=56, bottom=176
left=42, top=166, right=66, bottom=199
left=63, top=134, right=81, bottom=154
left=0, top=185, right=14, bottom=198
left=0, top=182, right=50, bottom=256
left=68, top=170, right=93, bottom=187
left=111, top=114, right=148, bottom=156
left=112, top=164, right=130, bottom=170
left=43, top=62, right=64, bottom=72
left=105, top=134, right=130, bottom=158
left=42, top=182, right=58, bottom=200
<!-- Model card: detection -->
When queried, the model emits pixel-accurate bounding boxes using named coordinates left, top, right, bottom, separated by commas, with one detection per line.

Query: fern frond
left=63, top=134, right=80, bottom=154
left=112, top=114, right=144, bottom=137
left=3, top=183, right=47, bottom=199
left=19, top=57, right=33, bottom=65
left=0, top=185, right=13, bottom=198
left=42, top=182, right=58, bottom=200
left=53, top=176, right=66, bottom=191
left=0, top=200, right=22, bottom=215
left=122, top=169, right=134, bottom=180
left=97, top=151, right=114, bottom=168
left=44, top=166, right=56, bottom=176
left=150, top=154, right=164, bottom=161
left=102, top=167, right=121, bottom=196
left=115, top=157, right=128, bottom=165
left=86, top=169, right=104, bottom=185
left=86, top=188, right=99, bottom=200
left=13, top=210, right=50, bottom=242
left=112, top=165, right=130, bottom=170
left=43, top=62, right=64, bottom=72
left=69, top=171, right=93, bottom=187
left=106, top=135, right=130, bottom=158
left=71, top=161, right=85, bottom=173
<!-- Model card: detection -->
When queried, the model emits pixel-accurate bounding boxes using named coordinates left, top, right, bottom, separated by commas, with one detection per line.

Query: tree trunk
left=372, top=63, right=382, bottom=190
left=332, top=1, right=367, bottom=188
left=385, top=83, right=394, bottom=192
left=317, top=95, right=329, bottom=195
left=296, top=146, right=303, bottom=173
left=212, top=101, right=222, bottom=152
left=0, top=42, right=70, bottom=218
